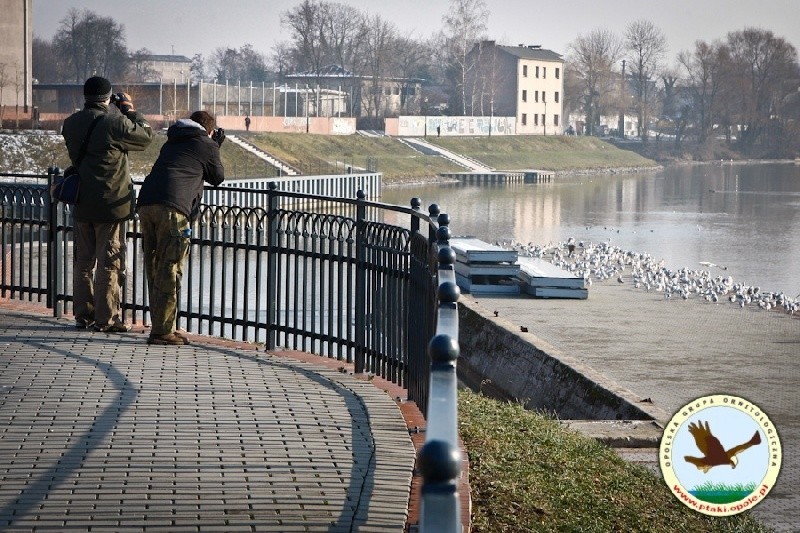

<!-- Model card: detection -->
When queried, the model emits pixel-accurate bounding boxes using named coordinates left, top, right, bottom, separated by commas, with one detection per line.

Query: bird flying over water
left=684, top=421, right=761, bottom=473
left=699, top=261, right=728, bottom=270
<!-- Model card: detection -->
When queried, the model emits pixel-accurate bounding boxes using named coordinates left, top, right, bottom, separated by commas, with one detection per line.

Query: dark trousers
left=73, top=220, right=127, bottom=328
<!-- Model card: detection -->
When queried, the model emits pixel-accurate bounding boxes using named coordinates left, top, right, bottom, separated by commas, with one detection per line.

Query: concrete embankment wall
left=457, top=297, right=667, bottom=421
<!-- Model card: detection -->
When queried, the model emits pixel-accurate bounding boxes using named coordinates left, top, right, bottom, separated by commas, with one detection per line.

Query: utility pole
left=618, top=59, right=626, bottom=138
left=489, top=99, right=494, bottom=137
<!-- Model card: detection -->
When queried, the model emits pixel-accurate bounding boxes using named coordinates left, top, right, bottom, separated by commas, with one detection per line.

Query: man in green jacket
left=62, top=76, right=153, bottom=332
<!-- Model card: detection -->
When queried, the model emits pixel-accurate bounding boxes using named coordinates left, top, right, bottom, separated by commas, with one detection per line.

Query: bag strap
left=73, top=114, right=105, bottom=168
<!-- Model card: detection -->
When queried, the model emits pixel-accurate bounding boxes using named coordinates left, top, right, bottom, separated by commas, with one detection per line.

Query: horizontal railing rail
left=419, top=222, right=463, bottom=532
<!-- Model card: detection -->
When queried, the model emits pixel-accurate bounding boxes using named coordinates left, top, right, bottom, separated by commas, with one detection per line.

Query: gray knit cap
left=83, top=76, right=112, bottom=103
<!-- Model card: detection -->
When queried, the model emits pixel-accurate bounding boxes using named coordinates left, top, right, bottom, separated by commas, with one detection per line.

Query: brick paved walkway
left=0, top=306, right=416, bottom=532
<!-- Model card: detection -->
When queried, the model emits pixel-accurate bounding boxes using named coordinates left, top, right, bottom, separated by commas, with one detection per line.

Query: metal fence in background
left=1, top=169, right=464, bottom=532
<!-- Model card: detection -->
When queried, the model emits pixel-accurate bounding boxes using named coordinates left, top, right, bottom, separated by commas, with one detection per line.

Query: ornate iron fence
left=1, top=168, right=464, bottom=531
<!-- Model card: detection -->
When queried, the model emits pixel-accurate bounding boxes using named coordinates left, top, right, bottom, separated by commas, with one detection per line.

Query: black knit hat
left=83, top=76, right=112, bottom=103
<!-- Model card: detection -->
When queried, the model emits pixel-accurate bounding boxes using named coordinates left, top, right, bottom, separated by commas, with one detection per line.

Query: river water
left=380, top=162, right=800, bottom=297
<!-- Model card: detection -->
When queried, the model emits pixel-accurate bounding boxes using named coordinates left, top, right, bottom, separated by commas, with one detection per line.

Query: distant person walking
left=245, top=115, right=251, bottom=132
left=436, top=125, right=441, bottom=137
left=136, top=111, right=225, bottom=345
left=62, top=76, right=153, bottom=332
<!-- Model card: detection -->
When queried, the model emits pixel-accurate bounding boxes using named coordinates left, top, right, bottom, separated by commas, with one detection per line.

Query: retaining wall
left=457, top=297, right=667, bottom=421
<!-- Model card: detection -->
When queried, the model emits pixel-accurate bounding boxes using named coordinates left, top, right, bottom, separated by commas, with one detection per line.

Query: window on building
left=555, top=91, right=560, bottom=103
left=541, top=114, right=546, bottom=125
left=543, top=67, right=547, bottom=78
left=554, top=114, right=560, bottom=126
left=522, top=113, right=527, bottom=125
left=533, top=114, right=538, bottom=126
left=385, top=87, right=392, bottom=96
left=535, top=90, right=539, bottom=102
left=555, top=67, right=560, bottom=79
left=523, top=65, right=528, bottom=77
left=522, top=90, right=527, bottom=102
left=535, top=66, right=539, bottom=78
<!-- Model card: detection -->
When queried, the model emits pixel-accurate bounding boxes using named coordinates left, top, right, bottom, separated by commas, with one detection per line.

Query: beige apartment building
left=142, top=55, right=193, bottom=82
left=466, top=41, right=564, bottom=135
left=0, top=0, right=32, bottom=111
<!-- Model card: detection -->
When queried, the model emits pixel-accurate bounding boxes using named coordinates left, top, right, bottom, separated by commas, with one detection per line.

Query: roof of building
left=146, top=54, right=192, bottom=63
left=286, top=64, right=423, bottom=83
left=287, top=64, right=354, bottom=78
left=496, top=45, right=563, bottom=62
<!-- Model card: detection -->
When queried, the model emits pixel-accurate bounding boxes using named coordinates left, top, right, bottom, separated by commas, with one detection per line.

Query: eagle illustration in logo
left=684, top=420, right=762, bottom=473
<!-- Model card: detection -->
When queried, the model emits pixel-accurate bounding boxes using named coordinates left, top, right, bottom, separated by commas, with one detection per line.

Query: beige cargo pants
left=137, top=205, right=191, bottom=336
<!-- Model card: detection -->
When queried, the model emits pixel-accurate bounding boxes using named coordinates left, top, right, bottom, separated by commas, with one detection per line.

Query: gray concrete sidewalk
left=0, top=307, right=415, bottom=532
left=474, top=282, right=799, bottom=532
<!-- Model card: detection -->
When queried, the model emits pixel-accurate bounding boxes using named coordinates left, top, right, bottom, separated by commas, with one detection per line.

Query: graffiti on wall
left=281, top=117, right=307, bottom=132
left=331, top=118, right=356, bottom=135
left=394, top=116, right=517, bottom=136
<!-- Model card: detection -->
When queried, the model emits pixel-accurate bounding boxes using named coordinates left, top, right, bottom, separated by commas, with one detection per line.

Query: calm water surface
left=380, top=162, right=800, bottom=296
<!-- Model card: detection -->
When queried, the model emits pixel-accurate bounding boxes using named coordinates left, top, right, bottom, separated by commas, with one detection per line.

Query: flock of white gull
left=504, top=238, right=799, bottom=316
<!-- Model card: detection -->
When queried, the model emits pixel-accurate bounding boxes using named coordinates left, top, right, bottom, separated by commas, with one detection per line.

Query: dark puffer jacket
left=62, top=102, right=153, bottom=222
left=136, top=119, right=225, bottom=219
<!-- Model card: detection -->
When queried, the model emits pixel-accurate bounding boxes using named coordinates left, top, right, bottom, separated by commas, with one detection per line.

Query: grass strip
left=458, top=389, right=771, bottom=532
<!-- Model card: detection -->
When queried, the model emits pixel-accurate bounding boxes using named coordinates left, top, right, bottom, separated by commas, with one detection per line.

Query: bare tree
left=362, top=14, right=397, bottom=122
left=324, top=3, right=365, bottom=75
left=282, top=0, right=328, bottom=78
left=127, top=48, right=158, bottom=82
left=441, top=0, right=489, bottom=115
left=464, top=41, right=511, bottom=118
left=724, top=28, right=798, bottom=150
left=625, top=19, right=667, bottom=140
left=325, top=2, right=366, bottom=115
left=208, top=45, right=269, bottom=83
left=678, top=40, right=726, bottom=143
left=32, top=37, right=63, bottom=83
left=392, top=36, right=429, bottom=114
left=566, top=29, right=623, bottom=135
left=190, top=53, right=206, bottom=80
left=53, top=9, right=127, bottom=83
left=0, top=62, right=8, bottom=128
left=13, top=64, right=23, bottom=128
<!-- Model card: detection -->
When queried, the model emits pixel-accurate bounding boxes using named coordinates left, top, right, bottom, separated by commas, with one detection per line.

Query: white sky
left=32, top=0, right=800, bottom=67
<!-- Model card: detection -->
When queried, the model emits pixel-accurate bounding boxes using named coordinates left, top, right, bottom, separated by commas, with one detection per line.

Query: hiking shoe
left=75, top=318, right=95, bottom=330
left=94, top=323, right=131, bottom=333
left=147, top=332, right=189, bottom=345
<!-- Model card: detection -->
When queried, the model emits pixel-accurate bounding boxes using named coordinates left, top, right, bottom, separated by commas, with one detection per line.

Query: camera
left=211, top=127, right=225, bottom=146
left=109, top=92, right=124, bottom=105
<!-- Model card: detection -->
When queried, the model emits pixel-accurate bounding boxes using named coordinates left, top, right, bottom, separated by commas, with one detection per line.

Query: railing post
left=354, top=189, right=367, bottom=373
left=428, top=203, right=440, bottom=249
left=46, top=166, right=59, bottom=315
left=266, top=182, right=279, bottom=350
left=410, top=197, right=421, bottom=234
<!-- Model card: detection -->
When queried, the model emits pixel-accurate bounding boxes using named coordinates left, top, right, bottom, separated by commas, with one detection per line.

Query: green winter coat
left=62, top=102, right=153, bottom=222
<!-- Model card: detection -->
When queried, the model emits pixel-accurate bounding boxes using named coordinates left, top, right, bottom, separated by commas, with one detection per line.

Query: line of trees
left=32, top=1, right=490, bottom=121
left=32, top=3, right=800, bottom=154
left=565, top=21, right=800, bottom=155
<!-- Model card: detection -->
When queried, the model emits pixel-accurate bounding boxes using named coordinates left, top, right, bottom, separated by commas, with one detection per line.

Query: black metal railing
left=1, top=168, right=464, bottom=531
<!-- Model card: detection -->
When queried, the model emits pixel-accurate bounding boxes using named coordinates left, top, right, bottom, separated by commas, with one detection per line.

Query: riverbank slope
left=1, top=130, right=659, bottom=183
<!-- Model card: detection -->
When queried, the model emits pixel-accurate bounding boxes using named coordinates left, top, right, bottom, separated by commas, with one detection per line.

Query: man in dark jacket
left=62, top=76, right=153, bottom=332
left=137, top=111, right=225, bottom=345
